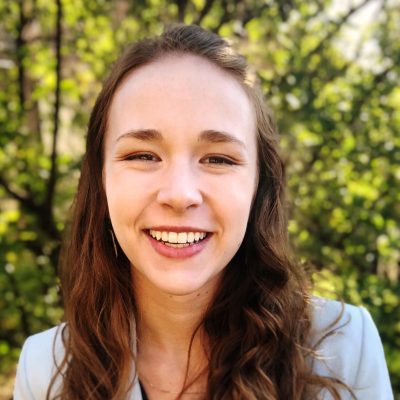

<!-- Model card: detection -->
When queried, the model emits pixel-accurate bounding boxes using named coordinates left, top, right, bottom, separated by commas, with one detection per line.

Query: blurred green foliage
left=0, top=0, right=399, bottom=398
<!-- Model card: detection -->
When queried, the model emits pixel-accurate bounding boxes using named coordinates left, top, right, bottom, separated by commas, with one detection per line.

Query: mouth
left=146, top=229, right=210, bottom=248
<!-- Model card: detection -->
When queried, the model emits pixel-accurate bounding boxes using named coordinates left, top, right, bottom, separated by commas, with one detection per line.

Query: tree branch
left=45, top=0, right=62, bottom=213
left=194, top=0, right=215, bottom=25
left=212, top=0, right=233, bottom=34
left=16, top=0, right=27, bottom=110
left=0, top=173, right=38, bottom=212
left=176, top=0, right=189, bottom=22
left=305, top=0, right=374, bottom=61
left=5, top=270, right=31, bottom=337
left=242, top=3, right=270, bottom=27
left=348, top=65, right=394, bottom=126
left=278, top=0, right=294, bottom=21
left=0, top=174, right=27, bottom=205
left=0, top=172, right=60, bottom=241
left=269, top=0, right=377, bottom=98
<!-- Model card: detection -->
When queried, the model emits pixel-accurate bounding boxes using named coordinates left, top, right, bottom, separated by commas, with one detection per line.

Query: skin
left=103, top=54, right=258, bottom=398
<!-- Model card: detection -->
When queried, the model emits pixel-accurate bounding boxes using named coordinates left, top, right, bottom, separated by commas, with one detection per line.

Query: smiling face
left=103, top=54, right=258, bottom=296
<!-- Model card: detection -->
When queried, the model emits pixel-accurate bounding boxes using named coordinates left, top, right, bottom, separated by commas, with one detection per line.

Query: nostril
left=156, top=187, right=203, bottom=210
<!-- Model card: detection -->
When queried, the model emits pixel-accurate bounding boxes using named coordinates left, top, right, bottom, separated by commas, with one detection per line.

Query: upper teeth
left=149, top=230, right=207, bottom=244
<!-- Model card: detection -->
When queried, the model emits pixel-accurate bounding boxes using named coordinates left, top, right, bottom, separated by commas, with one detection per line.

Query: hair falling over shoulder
left=49, top=24, right=352, bottom=400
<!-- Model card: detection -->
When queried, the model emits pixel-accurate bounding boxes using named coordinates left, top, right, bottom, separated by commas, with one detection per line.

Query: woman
left=14, top=24, right=393, bottom=400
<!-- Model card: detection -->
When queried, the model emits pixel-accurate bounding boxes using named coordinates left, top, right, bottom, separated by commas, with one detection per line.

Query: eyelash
left=122, top=153, right=237, bottom=165
left=124, top=152, right=159, bottom=162
left=202, top=156, right=236, bottom=165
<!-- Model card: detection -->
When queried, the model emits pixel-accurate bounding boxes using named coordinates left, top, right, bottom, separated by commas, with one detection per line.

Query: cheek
left=215, top=176, right=255, bottom=230
left=105, top=171, right=156, bottom=230
left=105, top=173, right=134, bottom=221
left=105, top=173, right=120, bottom=207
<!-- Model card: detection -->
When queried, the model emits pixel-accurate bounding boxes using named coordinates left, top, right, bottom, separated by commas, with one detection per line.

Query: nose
left=156, top=159, right=203, bottom=212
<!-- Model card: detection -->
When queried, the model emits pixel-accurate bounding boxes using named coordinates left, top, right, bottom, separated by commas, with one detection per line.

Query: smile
left=148, top=229, right=208, bottom=248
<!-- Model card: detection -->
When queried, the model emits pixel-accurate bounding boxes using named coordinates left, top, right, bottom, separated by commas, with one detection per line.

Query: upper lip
left=146, top=226, right=210, bottom=232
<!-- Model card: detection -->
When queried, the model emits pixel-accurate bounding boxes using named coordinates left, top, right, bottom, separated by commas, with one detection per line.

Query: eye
left=202, top=155, right=236, bottom=165
left=124, top=152, right=160, bottom=162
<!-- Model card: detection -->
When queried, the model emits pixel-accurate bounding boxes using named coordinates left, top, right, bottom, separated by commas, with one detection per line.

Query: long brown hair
left=50, top=24, right=350, bottom=399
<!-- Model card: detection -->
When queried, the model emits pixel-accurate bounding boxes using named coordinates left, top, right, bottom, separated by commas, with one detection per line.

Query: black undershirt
left=139, top=380, right=149, bottom=400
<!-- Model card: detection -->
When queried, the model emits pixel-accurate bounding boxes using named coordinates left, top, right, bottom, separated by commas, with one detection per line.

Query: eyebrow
left=116, top=129, right=163, bottom=143
left=115, top=128, right=246, bottom=148
left=198, top=130, right=246, bottom=149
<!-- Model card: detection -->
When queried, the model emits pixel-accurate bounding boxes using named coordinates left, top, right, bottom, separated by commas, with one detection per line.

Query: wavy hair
left=50, top=24, right=350, bottom=399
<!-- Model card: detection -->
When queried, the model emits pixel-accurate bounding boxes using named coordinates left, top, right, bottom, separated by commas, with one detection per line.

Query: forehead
left=116, top=53, right=248, bottom=98
left=106, top=54, right=256, bottom=144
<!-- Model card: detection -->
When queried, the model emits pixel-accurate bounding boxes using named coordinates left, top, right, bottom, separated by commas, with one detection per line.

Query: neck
left=132, top=269, right=220, bottom=397
left=132, top=270, right=219, bottom=355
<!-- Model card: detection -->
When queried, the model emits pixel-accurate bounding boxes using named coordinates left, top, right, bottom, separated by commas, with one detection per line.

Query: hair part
left=52, top=24, right=352, bottom=400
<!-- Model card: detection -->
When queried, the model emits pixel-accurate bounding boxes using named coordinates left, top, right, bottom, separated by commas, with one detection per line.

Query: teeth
left=177, top=232, right=187, bottom=244
left=187, top=232, right=195, bottom=243
left=168, top=232, right=178, bottom=243
left=149, top=230, right=208, bottom=244
left=165, top=242, right=189, bottom=248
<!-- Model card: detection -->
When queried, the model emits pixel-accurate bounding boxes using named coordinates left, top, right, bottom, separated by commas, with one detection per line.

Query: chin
left=147, top=266, right=224, bottom=297
left=130, top=259, right=225, bottom=298
left=156, top=277, right=215, bottom=297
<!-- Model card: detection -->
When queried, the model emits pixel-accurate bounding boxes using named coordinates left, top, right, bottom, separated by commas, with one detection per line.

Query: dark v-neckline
left=139, top=380, right=149, bottom=400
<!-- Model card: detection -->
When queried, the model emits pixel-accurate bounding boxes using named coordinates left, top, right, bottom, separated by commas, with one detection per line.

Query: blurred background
left=0, top=0, right=399, bottom=398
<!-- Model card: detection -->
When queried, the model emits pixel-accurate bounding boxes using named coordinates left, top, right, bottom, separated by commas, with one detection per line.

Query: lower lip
left=146, top=232, right=211, bottom=259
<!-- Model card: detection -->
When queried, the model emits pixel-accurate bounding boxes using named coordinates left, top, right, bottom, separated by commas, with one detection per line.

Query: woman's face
left=103, top=54, right=258, bottom=296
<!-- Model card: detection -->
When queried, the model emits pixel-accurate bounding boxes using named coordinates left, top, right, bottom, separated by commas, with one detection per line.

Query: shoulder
left=14, top=324, right=66, bottom=400
left=309, top=297, right=393, bottom=400
left=14, top=325, right=143, bottom=400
